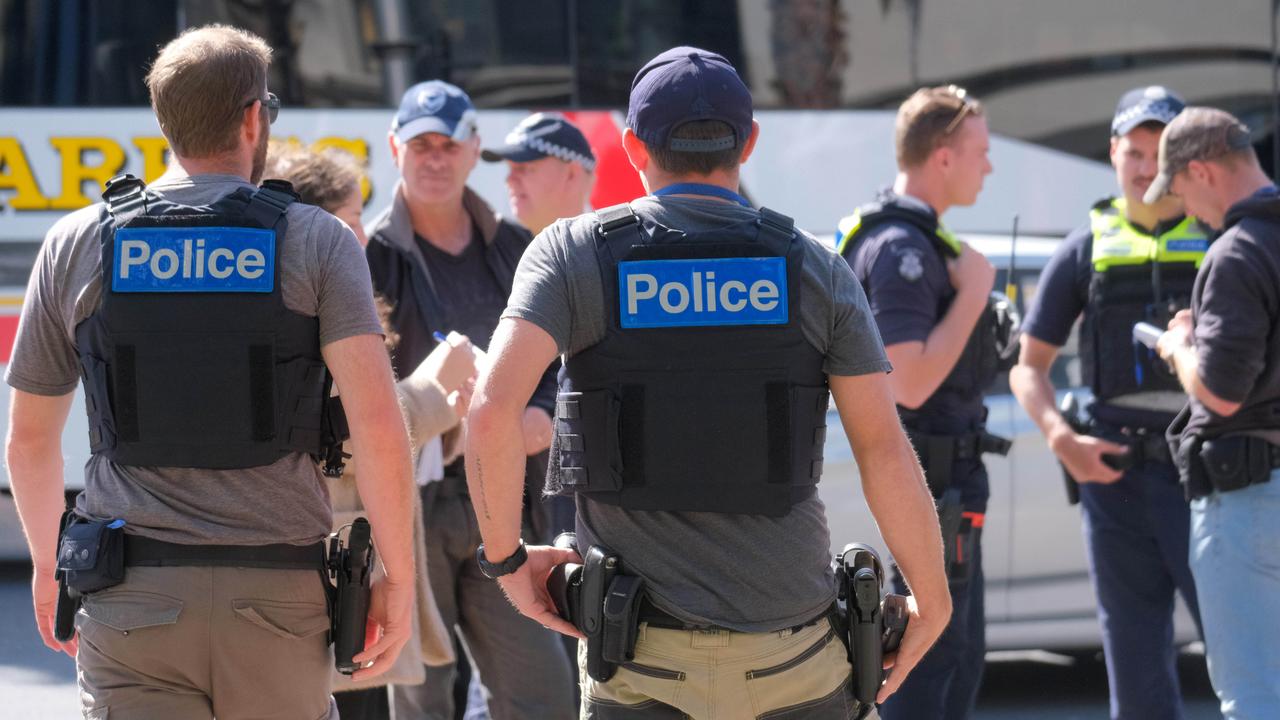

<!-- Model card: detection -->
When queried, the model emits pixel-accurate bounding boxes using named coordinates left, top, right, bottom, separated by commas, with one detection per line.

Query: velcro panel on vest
left=80, top=354, right=116, bottom=453
left=614, top=369, right=799, bottom=516
left=791, top=385, right=830, bottom=487
left=279, top=359, right=331, bottom=454
left=555, top=390, right=623, bottom=492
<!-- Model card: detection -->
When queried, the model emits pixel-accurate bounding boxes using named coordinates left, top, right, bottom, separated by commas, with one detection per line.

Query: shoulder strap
left=757, top=207, right=796, bottom=245
left=244, top=180, right=298, bottom=229
left=594, top=203, right=644, bottom=247
left=102, top=174, right=150, bottom=227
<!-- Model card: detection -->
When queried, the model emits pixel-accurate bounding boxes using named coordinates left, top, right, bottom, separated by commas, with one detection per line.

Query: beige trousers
left=580, top=617, right=865, bottom=720
left=75, top=565, right=337, bottom=720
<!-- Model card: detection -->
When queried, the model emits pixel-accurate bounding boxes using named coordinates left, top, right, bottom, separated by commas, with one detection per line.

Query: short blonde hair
left=263, top=142, right=363, bottom=212
left=895, top=85, right=984, bottom=169
left=145, top=25, right=272, bottom=158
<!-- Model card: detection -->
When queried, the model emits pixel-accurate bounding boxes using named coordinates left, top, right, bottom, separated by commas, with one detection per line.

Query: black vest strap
left=102, top=174, right=150, bottom=226
left=757, top=207, right=795, bottom=244
left=244, top=182, right=297, bottom=229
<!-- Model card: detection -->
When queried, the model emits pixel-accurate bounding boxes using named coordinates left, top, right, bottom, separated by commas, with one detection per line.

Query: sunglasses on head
left=942, top=85, right=976, bottom=135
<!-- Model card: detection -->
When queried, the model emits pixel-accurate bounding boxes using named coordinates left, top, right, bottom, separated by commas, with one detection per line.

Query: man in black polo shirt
left=1146, top=106, right=1280, bottom=720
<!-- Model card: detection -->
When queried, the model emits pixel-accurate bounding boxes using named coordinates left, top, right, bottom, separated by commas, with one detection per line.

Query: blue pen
left=433, top=331, right=448, bottom=344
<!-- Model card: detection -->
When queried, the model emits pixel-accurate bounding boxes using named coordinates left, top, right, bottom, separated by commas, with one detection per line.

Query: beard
left=249, top=123, right=269, bottom=184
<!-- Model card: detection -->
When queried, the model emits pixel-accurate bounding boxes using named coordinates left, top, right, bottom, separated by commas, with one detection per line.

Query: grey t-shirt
left=5, top=173, right=382, bottom=546
left=503, top=195, right=891, bottom=632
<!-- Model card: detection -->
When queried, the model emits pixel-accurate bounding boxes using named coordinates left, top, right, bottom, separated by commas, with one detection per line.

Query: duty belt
left=124, top=536, right=327, bottom=570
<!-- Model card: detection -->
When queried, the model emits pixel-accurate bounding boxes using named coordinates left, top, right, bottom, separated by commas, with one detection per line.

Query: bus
left=1, top=0, right=1270, bottom=651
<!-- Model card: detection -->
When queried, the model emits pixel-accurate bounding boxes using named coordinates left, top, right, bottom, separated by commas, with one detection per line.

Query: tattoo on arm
left=475, top=456, right=492, bottom=521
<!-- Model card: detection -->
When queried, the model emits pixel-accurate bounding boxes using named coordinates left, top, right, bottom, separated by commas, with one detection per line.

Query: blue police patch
left=112, top=227, right=275, bottom=293
left=618, top=257, right=788, bottom=329
left=1165, top=239, right=1209, bottom=253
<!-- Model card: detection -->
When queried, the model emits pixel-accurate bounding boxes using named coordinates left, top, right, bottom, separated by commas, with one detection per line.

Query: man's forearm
left=350, top=415, right=415, bottom=583
left=465, top=403, right=529, bottom=560
left=1009, top=364, right=1071, bottom=442
left=892, top=288, right=988, bottom=407
left=860, top=435, right=949, bottom=605
left=7, top=438, right=67, bottom=574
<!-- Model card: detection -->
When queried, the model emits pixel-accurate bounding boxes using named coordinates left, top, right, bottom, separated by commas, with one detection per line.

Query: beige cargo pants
left=75, top=565, right=337, bottom=720
left=579, top=617, right=866, bottom=719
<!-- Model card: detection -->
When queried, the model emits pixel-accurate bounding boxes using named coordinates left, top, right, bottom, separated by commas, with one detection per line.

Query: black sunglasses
left=244, top=92, right=280, bottom=124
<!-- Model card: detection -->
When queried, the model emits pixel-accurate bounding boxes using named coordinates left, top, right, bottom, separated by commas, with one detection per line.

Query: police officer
left=482, top=112, right=597, bottom=236
left=4, top=26, right=414, bottom=718
left=836, top=85, right=1006, bottom=720
left=1009, top=86, right=1205, bottom=720
left=465, top=46, right=951, bottom=718
left=1146, top=107, right=1280, bottom=719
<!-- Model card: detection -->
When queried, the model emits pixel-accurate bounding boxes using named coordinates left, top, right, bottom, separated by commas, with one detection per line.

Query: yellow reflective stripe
left=1091, top=202, right=1208, bottom=270
left=835, top=213, right=861, bottom=255
left=935, top=225, right=962, bottom=256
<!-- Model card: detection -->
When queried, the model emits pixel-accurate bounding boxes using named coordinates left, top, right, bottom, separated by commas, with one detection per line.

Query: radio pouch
left=57, top=516, right=126, bottom=596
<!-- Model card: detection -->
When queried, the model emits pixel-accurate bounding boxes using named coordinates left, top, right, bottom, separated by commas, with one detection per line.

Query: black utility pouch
left=600, top=574, right=645, bottom=666
left=57, top=517, right=126, bottom=596
left=1200, top=436, right=1267, bottom=494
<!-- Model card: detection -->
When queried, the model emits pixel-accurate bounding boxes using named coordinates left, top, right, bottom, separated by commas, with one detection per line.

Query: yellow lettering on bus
left=0, top=137, right=49, bottom=210
left=313, top=137, right=372, bottom=203
left=49, top=137, right=127, bottom=210
left=132, top=137, right=171, bottom=183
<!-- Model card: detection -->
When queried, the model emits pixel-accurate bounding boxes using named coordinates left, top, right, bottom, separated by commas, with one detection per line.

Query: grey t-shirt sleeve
left=1193, top=231, right=1276, bottom=403
left=305, top=209, right=383, bottom=346
left=5, top=212, right=91, bottom=396
left=502, top=221, right=577, bottom=355
left=820, top=246, right=892, bottom=377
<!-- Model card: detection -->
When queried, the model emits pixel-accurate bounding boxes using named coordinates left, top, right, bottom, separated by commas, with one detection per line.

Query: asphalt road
left=0, top=562, right=1221, bottom=719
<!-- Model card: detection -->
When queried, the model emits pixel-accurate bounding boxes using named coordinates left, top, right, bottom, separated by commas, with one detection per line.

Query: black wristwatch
left=477, top=541, right=528, bottom=579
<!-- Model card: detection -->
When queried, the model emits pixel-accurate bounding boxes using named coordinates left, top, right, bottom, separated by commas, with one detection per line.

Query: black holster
left=327, top=518, right=374, bottom=675
left=1176, top=433, right=1280, bottom=500
left=547, top=535, right=645, bottom=682
left=834, top=544, right=909, bottom=707
left=56, top=512, right=126, bottom=596
left=906, top=428, right=1010, bottom=498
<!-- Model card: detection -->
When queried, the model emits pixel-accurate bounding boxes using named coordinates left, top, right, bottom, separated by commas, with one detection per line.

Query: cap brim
left=1143, top=172, right=1172, bottom=205
left=1114, top=111, right=1171, bottom=138
left=480, top=144, right=547, bottom=163
left=394, top=113, right=476, bottom=144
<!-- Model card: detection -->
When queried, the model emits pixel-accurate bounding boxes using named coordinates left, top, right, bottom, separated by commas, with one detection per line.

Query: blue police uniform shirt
left=846, top=193, right=984, bottom=425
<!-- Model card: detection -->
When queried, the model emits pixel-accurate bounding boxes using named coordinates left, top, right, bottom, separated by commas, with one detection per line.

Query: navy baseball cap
left=391, top=80, right=478, bottom=144
left=481, top=113, right=596, bottom=171
left=1111, top=86, right=1185, bottom=137
left=626, top=46, right=752, bottom=153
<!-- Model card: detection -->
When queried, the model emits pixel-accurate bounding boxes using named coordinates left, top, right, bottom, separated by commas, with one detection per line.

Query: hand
left=448, top=378, right=476, bottom=422
left=1049, top=429, right=1128, bottom=484
left=945, top=242, right=996, bottom=297
left=417, top=334, right=477, bottom=394
left=32, top=568, right=77, bottom=658
left=1157, top=309, right=1194, bottom=364
left=522, top=407, right=553, bottom=456
left=351, top=577, right=414, bottom=682
left=878, top=594, right=950, bottom=703
left=495, top=545, right=584, bottom=639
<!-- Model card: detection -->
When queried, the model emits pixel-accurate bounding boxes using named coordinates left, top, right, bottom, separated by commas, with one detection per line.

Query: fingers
left=528, top=604, right=584, bottom=639
left=351, top=621, right=408, bottom=682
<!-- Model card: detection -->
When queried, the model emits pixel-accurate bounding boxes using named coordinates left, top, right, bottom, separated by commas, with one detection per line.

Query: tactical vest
left=74, top=175, right=348, bottom=472
left=837, top=199, right=1014, bottom=428
left=551, top=204, right=829, bottom=517
left=1080, top=197, right=1208, bottom=417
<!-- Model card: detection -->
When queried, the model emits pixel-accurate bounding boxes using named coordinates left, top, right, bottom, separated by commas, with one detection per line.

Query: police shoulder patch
left=897, top=248, right=924, bottom=282
left=618, top=257, right=788, bottom=328
left=112, top=227, right=276, bottom=293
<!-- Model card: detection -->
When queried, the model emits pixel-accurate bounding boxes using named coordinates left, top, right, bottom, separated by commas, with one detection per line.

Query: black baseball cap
left=1111, top=86, right=1185, bottom=137
left=481, top=113, right=596, bottom=171
left=626, top=46, right=753, bottom=153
